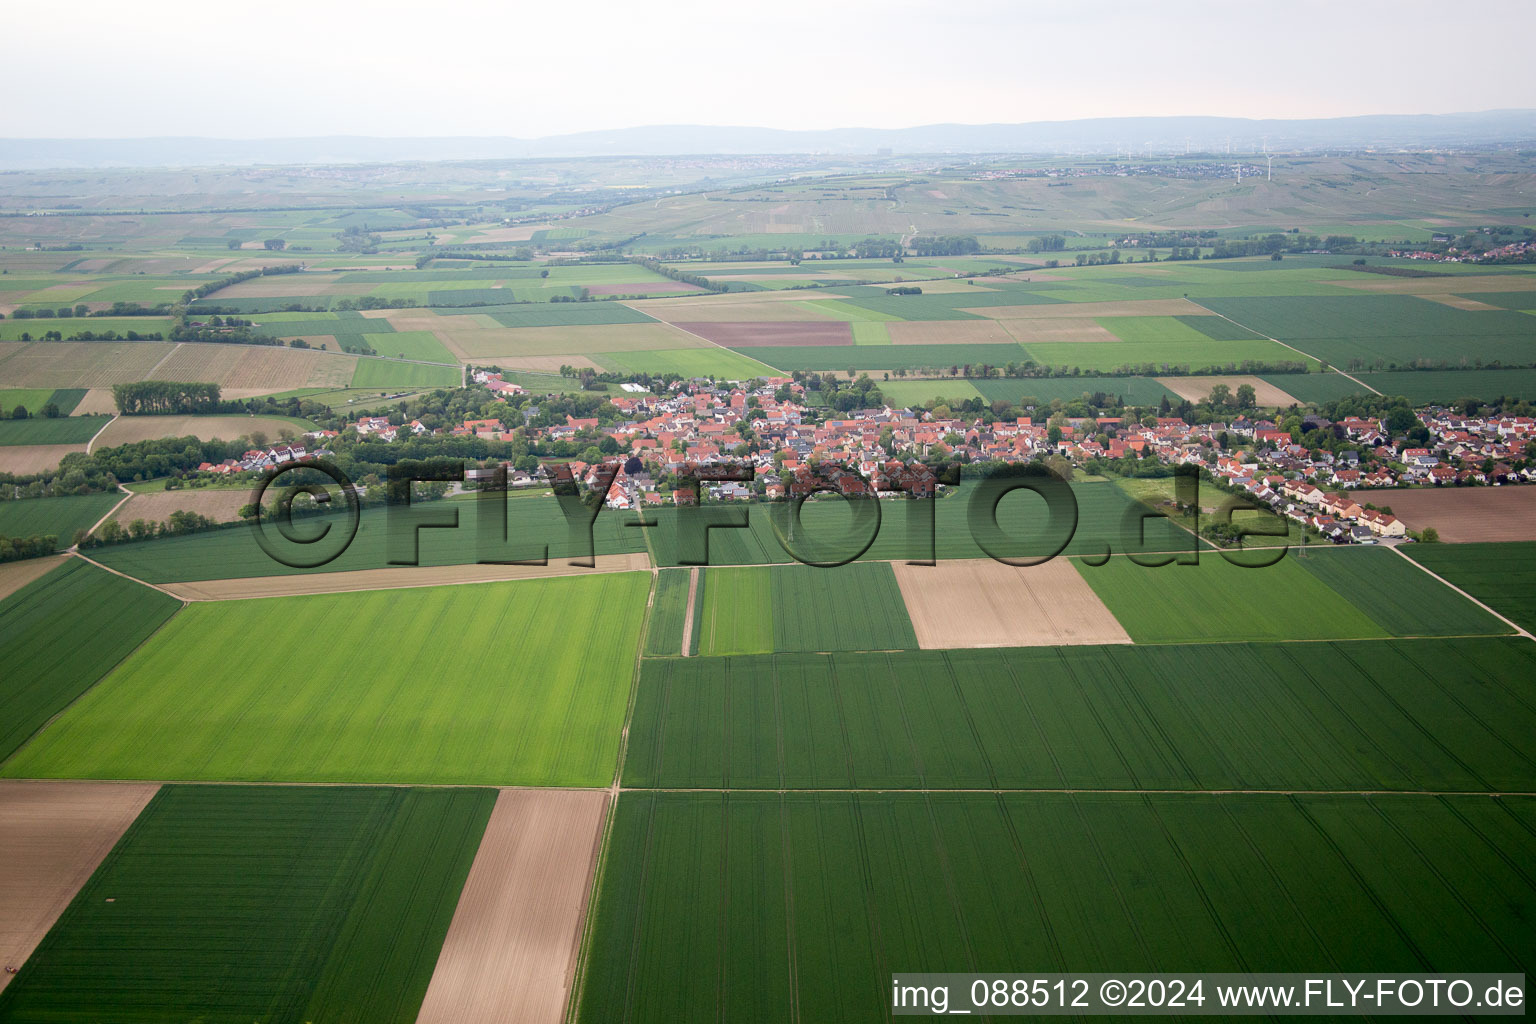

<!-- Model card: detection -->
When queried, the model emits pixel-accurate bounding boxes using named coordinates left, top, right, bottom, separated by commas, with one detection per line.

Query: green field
left=0, top=415, right=109, bottom=446
left=622, top=639, right=1536, bottom=791
left=1405, top=541, right=1536, bottom=633
left=0, top=388, right=86, bottom=416
left=90, top=495, right=648, bottom=582
left=693, top=561, right=916, bottom=656
left=0, top=559, right=181, bottom=762
left=642, top=482, right=1197, bottom=568
left=1294, top=546, right=1511, bottom=637
left=0, top=784, right=492, bottom=1023
left=596, top=347, right=782, bottom=379
left=1258, top=371, right=1371, bottom=403
left=469, top=302, right=654, bottom=328
left=1074, top=552, right=1386, bottom=643
left=0, top=316, right=175, bottom=341
left=363, top=330, right=457, bottom=363
left=644, top=567, right=695, bottom=657
left=730, top=343, right=1026, bottom=373
left=1023, top=338, right=1305, bottom=373
left=350, top=357, right=460, bottom=388
left=0, top=493, right=123, bottom=548
left=969, top=375, right=1181, bottom=406
left=576, top=790, right=1535, bottom=1022
left=3, top=572, right=649, bottom=785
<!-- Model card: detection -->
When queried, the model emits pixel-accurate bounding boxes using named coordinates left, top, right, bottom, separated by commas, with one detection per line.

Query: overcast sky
left=4, top=0, right=1532, bottom=138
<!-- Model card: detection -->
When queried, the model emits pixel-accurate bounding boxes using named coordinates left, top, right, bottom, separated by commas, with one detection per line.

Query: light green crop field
left=0, top=415, right=109, bottom=446
left=0, top=388, right=86, bottom=416
left=0, top=784, right=493, bottom=1024
left=3, top=572, right=650, bottom=785
left=362, top=330, right=457, bottom=363
left=1293, top=546, right=1511, bottom=637
left=1073, top=551, right=1386, bottom=643
left=693, top=561, right=916, bottom=656
left=0, top=493, right=124, bottom=548
left=350, top=357, right=460, bottom=388
left=596, top=347, right=782, bottom=379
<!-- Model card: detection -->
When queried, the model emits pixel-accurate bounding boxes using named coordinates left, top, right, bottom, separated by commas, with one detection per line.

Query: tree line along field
left=575, top=790, right=1535, bottom=1023
left=2, top=572, right=649, bottom=786
left=0, top=784, right=494, bottom=1023
left=0, top=559, right=181, bottom=762
left=621, top=638, right=1536, bottom=791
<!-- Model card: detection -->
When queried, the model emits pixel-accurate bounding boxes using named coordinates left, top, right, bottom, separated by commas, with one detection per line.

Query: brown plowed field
left=111, top=488, right=252, bottom=527
left=892, top=557, right=1132, bottom=648
left=160, top=552, right=651, bottom=600
left=1346, top=486, right=1536, bottom=542
left=0, top=781, right=159, bottom=992
left=0, top=444, right=87, bottom=475
left=440, top=323, right=700, bottom=361
left=93, top=414, right=303, bottom=447
left=0, top=554, right=66, bottom=601
left=414, top=788, right=608, bottom=1024
left=674, top=321, right=852, bottom=347
left=71, top=388, right=119, bottom=415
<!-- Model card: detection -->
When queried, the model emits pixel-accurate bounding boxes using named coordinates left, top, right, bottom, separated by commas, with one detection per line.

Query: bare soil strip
left=1348, top=486, right=1536, bottom=543
left=1156, top=375, right=1301, bottom=406
left=0, top=554, right=67, bottom=602
left=680, top=566, right=699, bottom=657
left=110, top=489, right=252, bottom=527
left=892, top=557, right=1132, bottom=648
left=71, top=389, right=120, bottom=416
left=415, top=788, right=609, bottom=1024
left=0, top=781, right=159, bottom=991
left=159, top=553, right=651, bottom=601
left=996, top=318, right=1120, bottom=343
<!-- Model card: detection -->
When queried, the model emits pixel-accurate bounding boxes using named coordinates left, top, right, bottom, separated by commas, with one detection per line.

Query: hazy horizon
left=5, top=0, right=1533, bottom=139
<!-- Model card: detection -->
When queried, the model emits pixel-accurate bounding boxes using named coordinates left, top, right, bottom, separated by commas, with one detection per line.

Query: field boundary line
left=68, top=549, right=184, bottom=601
left=1195, top=305, right=1383, bottom=395
left=1388, top=544, right=1533, bottom=640
left=78, top=483, right=133, bottom=541
left=143, top=343, right=181, bottom=381
left=84, top=414, right=118, bottom=454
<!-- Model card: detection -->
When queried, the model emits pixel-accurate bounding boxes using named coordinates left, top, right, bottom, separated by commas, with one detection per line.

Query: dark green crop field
left=622, top=639, right=1536, bottom=791
left=0, top=784, right=493, bottom=1024
left=0, top=493, right=122, bottom=549
left=732, top=342, right=1028, bottom=371
left=576, top=791, right=1535, bottom=1023
left=1404, top=541, right=1536, bottom=633
left=644, top=567, right=694, bottom=657
left=0, top=416, right=108, bottom=446
left=0, top=558, right=180, bottom=763
left=91, top=493, right=648, bottom=582
left=1294, top=546, right=1510, bottom=637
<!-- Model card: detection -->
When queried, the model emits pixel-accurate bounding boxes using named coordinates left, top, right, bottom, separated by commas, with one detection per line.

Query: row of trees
left=0, top=534, right=56, bottom=563
left=182, top=263, right=302, bottom=305
left=112, top=381, right=223, bottom=415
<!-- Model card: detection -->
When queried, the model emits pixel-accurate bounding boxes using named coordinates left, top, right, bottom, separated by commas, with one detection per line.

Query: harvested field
left=0, top=781, right=159, bottom=993
left=0, top=555, right=66, bottom=602
left=94, top=413, right=306, bottom=447
left=964, top=298, right=1209, bottom=319
left=1348, top=486, right=1536, bottom=543
left=215, top=276, right=372, bottom=298
left=892, top=557, right=1131, bottom=648
left=885, top=319, right=1018, bottom=345
left=673, top=321, right=852, bottom=347
left=1157, top=375, right=1301, bottom=406
left=71, top=388, right=118, bottom=416
left=160, top=552, right=651, bottom=600
left=0, top=342, right=175, bottom=388
left=155, top=342, right=356, bottom=390
left=0, top=444, right=87, bottom=475
left=110, top=489, right=252, bottom=528
left=439, top=323, right=701, bottom=361
left=416, top=789, right=608, bottom=1024
left=996, top=318, right=1121, bottom=343
left=1418, top=293, right=1504, bottom=311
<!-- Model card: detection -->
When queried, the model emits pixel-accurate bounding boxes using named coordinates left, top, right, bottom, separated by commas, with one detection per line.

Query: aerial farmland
left=2, top=11, right=1536, bottom=1019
